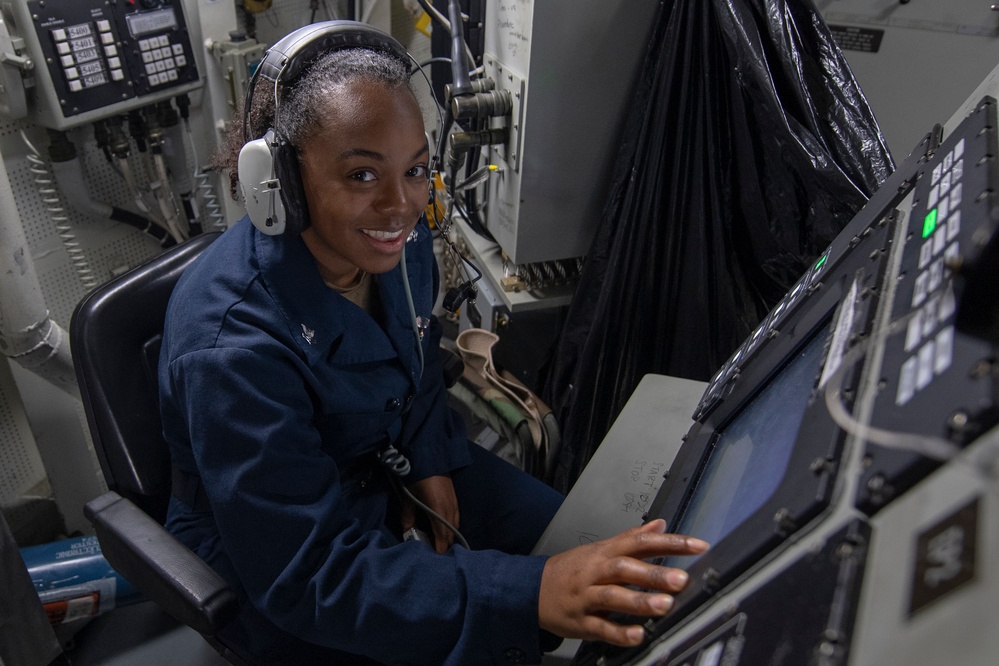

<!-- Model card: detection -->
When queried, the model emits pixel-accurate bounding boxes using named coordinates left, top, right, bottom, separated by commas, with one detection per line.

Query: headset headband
left=243, top=20, right=411, bottom=143
left=238, top=21, right=414, bottom=236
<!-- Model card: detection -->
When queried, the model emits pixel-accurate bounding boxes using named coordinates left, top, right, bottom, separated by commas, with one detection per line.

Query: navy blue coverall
left=159, top=216, right=563, bottom=665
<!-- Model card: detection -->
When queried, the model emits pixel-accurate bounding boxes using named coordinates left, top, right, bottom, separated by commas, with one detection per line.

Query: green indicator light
left=922, top=209, right=938, bottom=239
left=815, top=254, right=828, bottom=270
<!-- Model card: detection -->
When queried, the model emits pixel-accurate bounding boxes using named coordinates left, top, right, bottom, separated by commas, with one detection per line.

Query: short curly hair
left=215, top=47, right=413, bottom=199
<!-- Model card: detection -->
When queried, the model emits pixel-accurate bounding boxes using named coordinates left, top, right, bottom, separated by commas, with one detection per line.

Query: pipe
left=0, top=157, right=79, bottom=399
left=49, top=158, right=114, bottom=219
left=48, top=156, right=172, bottom=246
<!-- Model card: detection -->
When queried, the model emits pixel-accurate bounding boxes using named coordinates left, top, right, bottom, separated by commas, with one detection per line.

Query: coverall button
left=385, top=397, right=402, bottom=411
left=504, top=647, right=526, bottom=664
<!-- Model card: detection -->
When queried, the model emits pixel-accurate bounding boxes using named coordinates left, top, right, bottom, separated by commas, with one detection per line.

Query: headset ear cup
left=238, top=131, right=287, bottom=235
left=274, top=138, right=310, bottom=236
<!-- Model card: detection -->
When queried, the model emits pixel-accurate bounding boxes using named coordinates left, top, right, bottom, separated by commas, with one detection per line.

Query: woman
left=159, top=22, right=707, bottom=665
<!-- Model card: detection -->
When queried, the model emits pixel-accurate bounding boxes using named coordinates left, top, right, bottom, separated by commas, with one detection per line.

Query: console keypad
left=139, top=35, right=187, bottom=87
left=894, top=139, right=965, bottom=406
left=51, top=19, right=123, bottom=92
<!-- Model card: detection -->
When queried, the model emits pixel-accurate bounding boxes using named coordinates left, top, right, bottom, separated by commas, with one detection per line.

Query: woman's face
left=298, top=78, right=429, bottom=287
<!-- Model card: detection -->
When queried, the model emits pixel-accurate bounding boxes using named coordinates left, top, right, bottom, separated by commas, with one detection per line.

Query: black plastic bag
left=542, top=0, right=895, bottom=493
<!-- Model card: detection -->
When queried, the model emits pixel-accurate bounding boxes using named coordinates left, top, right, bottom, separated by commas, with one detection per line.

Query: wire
left=21, top=131, right=100, bottom=290
left=399, top=479, right=470, bottom=550
left=378, top=444, right=471, bottom=550
left=448, top=200, right=484, bottom=276
left=418, top=56, right=452, bottom=68
left=194, top=167, right=225, bottom=230
left=824, top=380, right=961, bottom=461
left=455, top=164, right=498, bottom=192
left=410, top=54, right=446, bottom=139
left=436, top=197, right=482, bottom=292
left=412, top=0, right=478, bottom=88
left=821, top=324, right=999, bottom=481
left=116, top=156, right=175, bottom=236
left=377, top=444, right=411, bottom=477
left=413, top=0, right=448, bottom=31
left=399, top=243, right=425, bottom=382
left=185, top=120, right=225, bottom=230
left=391, top=240, right=470, bottom=551
left=819, top=297, right=962, bottom=461
left=150, top=151, right=188, bottom=241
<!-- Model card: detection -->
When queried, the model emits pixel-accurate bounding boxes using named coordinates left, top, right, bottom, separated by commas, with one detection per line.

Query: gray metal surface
left=481, top=0, right=661, bottom=265
left=816, top=0, right=999, bottom=158
left=533, top=374, right=708, bottom=557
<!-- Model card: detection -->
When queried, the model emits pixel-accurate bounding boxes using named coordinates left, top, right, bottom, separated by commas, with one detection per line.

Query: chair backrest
left=71, top=232, right=220, bottom=524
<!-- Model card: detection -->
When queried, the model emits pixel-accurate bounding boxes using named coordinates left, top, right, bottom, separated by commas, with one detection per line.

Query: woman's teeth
left=362, top=228, right=404, bottom=240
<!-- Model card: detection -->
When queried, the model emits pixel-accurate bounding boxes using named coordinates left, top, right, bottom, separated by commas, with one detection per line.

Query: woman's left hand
left=403, top=475, right=460, bottom=553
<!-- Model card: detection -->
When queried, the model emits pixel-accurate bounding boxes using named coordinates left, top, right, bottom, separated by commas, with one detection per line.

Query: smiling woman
left=296, top=78, right=430, bottom=285
left=159, top=20, right=706, bottom=666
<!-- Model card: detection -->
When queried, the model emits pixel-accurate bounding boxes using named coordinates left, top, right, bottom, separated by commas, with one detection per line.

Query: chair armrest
left=84, top=491, right=239, bottom=637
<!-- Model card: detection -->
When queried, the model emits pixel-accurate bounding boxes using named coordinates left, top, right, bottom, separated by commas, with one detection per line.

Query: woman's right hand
left=538, top=519, right=709, bottom=647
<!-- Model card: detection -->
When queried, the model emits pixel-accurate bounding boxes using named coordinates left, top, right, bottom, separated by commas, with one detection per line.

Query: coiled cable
left=186, top=123, right=226, bottom=230
left=378, top=444, right=471, bottom=550
left=21, top=131, right=99, bottom=290
left=377, top=444, right=412, bottom=477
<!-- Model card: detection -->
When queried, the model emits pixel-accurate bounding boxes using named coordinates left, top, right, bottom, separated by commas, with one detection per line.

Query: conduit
left=0, top=155, right=78, bottom=399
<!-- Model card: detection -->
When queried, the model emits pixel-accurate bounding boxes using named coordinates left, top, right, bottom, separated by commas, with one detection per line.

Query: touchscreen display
left=665, top=324, right=830, bottom=566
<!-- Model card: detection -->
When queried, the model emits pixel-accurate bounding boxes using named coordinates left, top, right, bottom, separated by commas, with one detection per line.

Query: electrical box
left=479, top=0, right=660, bottom=266
left=5, top=0, right=202, bottom=129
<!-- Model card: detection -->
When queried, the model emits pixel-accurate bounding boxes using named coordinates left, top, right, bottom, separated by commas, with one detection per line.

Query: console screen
left=665, top=324, right=830, bottom=566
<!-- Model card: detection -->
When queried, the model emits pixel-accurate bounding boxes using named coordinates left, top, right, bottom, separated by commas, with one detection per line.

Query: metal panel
left=0, top=360, right=46, bottom=508
left=817, top=0, right=999, bottom=158
left=482, top=1, right=660, bottom=265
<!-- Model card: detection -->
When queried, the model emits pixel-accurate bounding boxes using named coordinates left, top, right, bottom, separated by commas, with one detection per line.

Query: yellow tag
left=415, top=12, right=431, bottom=38
left=425, top=172, right=446, bottom=227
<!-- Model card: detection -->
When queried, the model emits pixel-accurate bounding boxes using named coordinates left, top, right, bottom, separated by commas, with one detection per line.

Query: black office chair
left=71, top=232, right=245, bottom=664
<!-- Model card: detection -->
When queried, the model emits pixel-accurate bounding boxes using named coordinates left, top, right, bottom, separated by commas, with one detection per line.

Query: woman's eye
left=350, top=170, right=376, bottom=182
left=408, top=165, right=428, bottom=178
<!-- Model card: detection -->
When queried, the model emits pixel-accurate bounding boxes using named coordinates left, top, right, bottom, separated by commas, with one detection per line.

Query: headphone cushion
left=274, top=137, right=310, bottom=236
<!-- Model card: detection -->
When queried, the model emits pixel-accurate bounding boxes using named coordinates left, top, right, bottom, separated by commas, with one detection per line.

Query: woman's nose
left=376, top=179, right=421, bottom=217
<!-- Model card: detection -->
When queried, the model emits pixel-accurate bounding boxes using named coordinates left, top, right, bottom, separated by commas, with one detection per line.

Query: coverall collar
left=251, top=222, right=423, bottom=389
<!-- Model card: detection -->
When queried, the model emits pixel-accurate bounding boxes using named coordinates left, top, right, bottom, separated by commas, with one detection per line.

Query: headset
left=237, top=20, right=411, bottom=236
left=239, top=19, right=479, bottom=315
